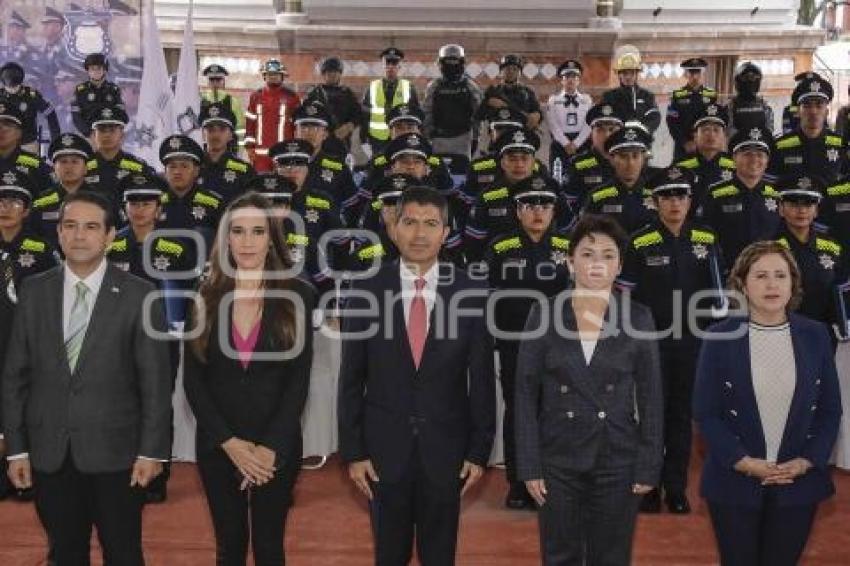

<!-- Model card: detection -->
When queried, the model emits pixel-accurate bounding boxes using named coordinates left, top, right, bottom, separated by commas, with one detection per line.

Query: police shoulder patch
left=320, top=158, right=343, bottom=171
left=86, top=159, right=98, bottom=171
left=826, top=135, right=843, bottom=147
left=775, top=135, right=801, bottom=150
left=155, top=238, right=184, bottom=256
left=118, top=159, right=144, bottom=173
left=575, top=157, right=599, bottom=171
left=482, top=187, right=510, bottom=202
left=591, top=186, right=619, bottom=203
left=20, top=238, right=46, bottom=253
left=762, top=184, right=779, bottom=197
left=493, top=236, right=522, bottom=254
left=427, top=156, right=441, bottom=166
left=305, top=195, right=331, bottom=210
left=33, top=191, right=60, bottom=209
left=225, top=159, right=249, bottom=173
left=676, top=157, right=699, bottom=169
left=472, top=158, right=496, bottom=172
left=16, top=154, right=39, bottom=168
left=373, top=156, right=388, bottom=167
left=816, top=237, right=842, bottom=256
left=193, top=191, right=221, bottom=208
left=358, top=243, right=386, bottom=260
left=287, top=233, right=310, bottom=246
left=827, top=183, right=850, bottom=197
left=718, top=157, right=735, bottom=169
left=632, top=230, right=663, bottom=249
left=690, top=228, right=716, bottom=245
left=710, top=184, right=739, bottom=199
left=551, top=236, right=570, bottom=250
left=109, top=238, right=128, bottom=253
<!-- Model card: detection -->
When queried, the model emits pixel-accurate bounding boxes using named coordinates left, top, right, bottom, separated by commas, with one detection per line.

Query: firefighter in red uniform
left=244, top=58, right=301, bottom=172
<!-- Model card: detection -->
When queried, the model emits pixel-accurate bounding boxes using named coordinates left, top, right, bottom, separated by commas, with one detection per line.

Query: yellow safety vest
left=368, top=79, right=411, bottom=142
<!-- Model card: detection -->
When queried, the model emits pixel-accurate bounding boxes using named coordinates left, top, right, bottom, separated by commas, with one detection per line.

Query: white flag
left=173, top=0, right=202, bottom=144
left=128, top=0, right=174, bottom=170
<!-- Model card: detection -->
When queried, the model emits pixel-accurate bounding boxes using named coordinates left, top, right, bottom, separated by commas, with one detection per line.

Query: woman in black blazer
left=514, top=214, right=664, bottom=566
left=184, top=192, right=314, bottom=566
left=694, top=241, right=842, bottom=566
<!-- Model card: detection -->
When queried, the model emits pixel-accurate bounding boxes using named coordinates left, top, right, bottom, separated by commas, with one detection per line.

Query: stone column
left=589, top=0, right=622, bottom=28
left=276, top=0, right=307, bottom=25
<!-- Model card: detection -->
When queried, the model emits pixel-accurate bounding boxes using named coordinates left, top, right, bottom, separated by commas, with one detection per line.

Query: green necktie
left=65, top=281, right=90, bottom=372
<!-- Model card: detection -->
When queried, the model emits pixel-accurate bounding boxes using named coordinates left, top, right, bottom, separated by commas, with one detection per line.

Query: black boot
left=505, top=481, right=535, bottom=510
left=665, top=491, right=691, bottom=514
left=639, top=489, right=662, bottom=513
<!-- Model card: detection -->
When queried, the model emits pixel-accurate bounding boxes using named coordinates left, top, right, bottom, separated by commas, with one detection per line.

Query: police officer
left=305, top=56, right=361, bottom=152
left=201, top=64, right=246, bottom=151
left=674, top=102, right=736, bottom=213
left=618, top=166, right=725, bottom=515
left=582, top=123, right=657, bottom=234
left=269, top=139, right=347, bottom=295
left=31, top=133, right=101, bottom=250
left=782, top=72, right=828, bottom=134
left=562, top=104, right=623, bottom=207
left=0, top=102, right=52, bottom=193
left=774, top=175, right=847, bottom=332
left=0, top=61, right=60, bottom=151
left=478, top=54, right=542, bottom=130
left=727, top=62, right=774, bottom=139
left=546, top=60, right=592, bottom=183
left=198, top=101, right=255, bottom=205
left=292, top=101, right=360, bottom=224
left=700, top=126, right=780, bottom=266
left=601, top=45, right=661, bottom=134
left=819, top=175, right=850, bottom=253
left=482, top=179, right=570, bottom=510
left=87, top=105, right=156, bottom=204
left=71, top=53, right=125, bottom=137
left=361, top=47, right=420, bottom=156
left=770, top=73, right=844, bottom=184
left=666, top=58, right=718, bottom=160
left=423, top=44, right=483, bottom=160
left=464, top=128, right=568, bottom=262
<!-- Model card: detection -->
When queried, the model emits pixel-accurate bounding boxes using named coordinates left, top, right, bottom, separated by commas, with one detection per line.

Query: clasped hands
left=222, top=438, right=277, bottom=490
left=734, top=456, right=813, bottom=485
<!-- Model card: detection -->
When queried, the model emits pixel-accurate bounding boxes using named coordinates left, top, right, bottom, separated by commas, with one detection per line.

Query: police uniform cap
left=729, top=126, right=773, bottom=155
left=792, top=76, right=834, bottom=105
left=376, top=173, right=418, bottom=202
left=692, top=102, right=728, bottom=130
left=159, top=135, right=204, bottom=164
left=120, top=174, right=166, bottom=202
left=649, top=166, right=693, bottom=196
left=294, top=102, right=332, bottom=128
left=0, top=62, right=25, bottom=84
left=90, top=105, right=129, bottom=128
left=84, top=53, right=108, bottom=71
left=586, top=104, right=624, bottom=128
left=200, top=102, right=236, bottom=130
left=386, top=133, right=433, bottom=162
left=41, top=7, right=65, bottom=24
left=49, top=133, right=93, bottom=161
left=495, top=127, right=540, bottom=156
left=514, top=175, right=557, bottom=204
left=794, top=71, right=825, bottom=83
left=0, top=101, right=24, bottom=127
left=736, top=62, right=762, bottom=79
left=0, top=169, right=33, bottom=205
left=245, top=173, right=296, bottom=203
left=605, top=124, right=652, bottom=154
left=261, top=59, right=288, bottom=76
left=202, top=64, right=228, bottom=78
left=557, top=60, right=583, bottom=77
left=387, top=104, right=424, bottom=127
left=777, top=175, right=823, bottom=204
left=488, top=106, right=525, bottom=129
left=381, top=47, right=405, bottom=62
left=320, top=56, right=344, bottom=74
left=9, top=11, right=30, bottom=29
left=499, top=54, right=524, bottom=70
left=680, top=58, right=708, bottom=71
left=269, top=139, right=314, bottom=165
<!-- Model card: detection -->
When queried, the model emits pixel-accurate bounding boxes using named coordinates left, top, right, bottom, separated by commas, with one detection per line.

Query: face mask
left=440, top=61, right=464, bottom=81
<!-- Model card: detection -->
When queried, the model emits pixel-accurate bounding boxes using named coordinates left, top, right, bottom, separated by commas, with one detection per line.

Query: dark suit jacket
left=2, top=264, right=172, bottom=473
left=693, top=314, right=842, bottom=507
left=514, top=291, right=664, bottom=486
left=338, top=262, right=496, bottom=485
left=183, top=281, right=315, bottom=470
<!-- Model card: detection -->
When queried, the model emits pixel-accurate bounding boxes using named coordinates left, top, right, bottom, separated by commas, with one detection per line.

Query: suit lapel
left=47, top=268, right=70, bottom=380
left=557, top=301, right=601, bottom=404
left=389, top=264, right=417, bottom=374
left=71, top=265, right=122, bottom=377
left=417, top=268, right=453, bottom=373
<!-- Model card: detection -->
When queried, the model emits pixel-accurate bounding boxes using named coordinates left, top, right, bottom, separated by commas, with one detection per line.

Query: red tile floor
left=1, top=455, right=848, bottom=565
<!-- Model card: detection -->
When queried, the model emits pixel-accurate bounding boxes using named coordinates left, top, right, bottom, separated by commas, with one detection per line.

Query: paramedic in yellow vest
left=201, top=64, right=246, bottom=154
left=360, top=47, right=420, bottom=158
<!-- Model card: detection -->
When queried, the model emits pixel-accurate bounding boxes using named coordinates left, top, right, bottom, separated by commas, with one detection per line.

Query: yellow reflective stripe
left=192, top=192, right=221, bottom=208
left=711, top=185, right=739, bottom=199
left=827, top=183, right=850, bottom=197
left=816, top=238, right=842, bottom=256
left=493, top=237, right=521, bottom=253
left=20, top=238, right=46, bottom=252
left=591, top=186, right=618, bottom=202
left=287, top=233, right=310, bottom=246
left=776, top=136, right=801, bottom=150
left=33, top=192, right=60, bottom=208
left=109, top=238, right=128, bottom=252
left=306, top=195, right=330, bottom=210
left=551, top=236, right=570, bottom=250
left=155, top=239, right=184, bottom=255
left=633, top=231, right=663, bottom=249
left=690, top=229, right=716, bottom=245
left=483, top=187, right=509, bottom=202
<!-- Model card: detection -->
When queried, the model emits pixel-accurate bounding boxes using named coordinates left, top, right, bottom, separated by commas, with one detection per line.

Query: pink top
left=232, top=320, right=262, bottom=370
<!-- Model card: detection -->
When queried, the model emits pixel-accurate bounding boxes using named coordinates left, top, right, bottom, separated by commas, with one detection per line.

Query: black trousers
left=496, top=339, right=520, bottom=484
left=197, top=447, right=299, bottom=566
left=708, top=494, right=818, bottom=566
left=34, top=452, right=145, bottom=566
left=659, top=342, right=698, bottom=493
left=370, top=443, right=462, bottom=566
left=538, top=463, right=640, bottom=566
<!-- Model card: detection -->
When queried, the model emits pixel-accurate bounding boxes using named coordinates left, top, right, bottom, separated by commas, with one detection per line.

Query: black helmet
left=499, top=54, right=524, bottom=70
left=320, top=56, right=344, bottom=74
left=438, top=44, right=465, bottom=81
left=84, top=53, right=109, bottom=71
left=0, top=62, right=25, bottom=88
left=734, top=62, right=762, bottom=97
left=438, top=44, right=465, bottom=62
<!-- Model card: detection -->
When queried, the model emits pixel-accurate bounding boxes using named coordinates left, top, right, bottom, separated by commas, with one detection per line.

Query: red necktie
left=407, top=278, right=427, bottom=368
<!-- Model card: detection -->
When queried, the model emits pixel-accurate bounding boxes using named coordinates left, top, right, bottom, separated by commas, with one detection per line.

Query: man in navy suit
left=338, top=186, right=496, bottom=565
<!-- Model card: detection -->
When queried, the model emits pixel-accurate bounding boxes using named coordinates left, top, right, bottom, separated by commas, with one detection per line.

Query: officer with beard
left=423, top=44, right=483, bottom=162
left=727, top=62, right=774, bottom=139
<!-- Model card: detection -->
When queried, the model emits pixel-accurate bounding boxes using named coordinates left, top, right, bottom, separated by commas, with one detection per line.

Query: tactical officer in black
left=770, top=74, right=845, bottom=184
left=198, top=101, right=254, bottom=205
left=674, top=102, right=736, bottom=215
left=562, top=104, right=622, bottom=207
left=0, top=102, right=53, bottom=193
left=601, top=46, right=661, bottom=134
left=774, top=175, right=848, bottom=334
left=700, top=126, right=781, bottom=267
left=582, top=124, right=657, bottom=234
left=666, top=58, right=718, bottom=160
left=619, top=166, right=725, bottom=515
left=0, top=61, right=60, bottom=149
left=481, top=182, right=570, bottom=511
left=305, top=56, right=361, bottom=152
left=478, top=54, right=542, bottom=130
left=464, top=127, right=569, bottom=262
left=727, top=62, right=774, bottom=139
left=71, top=53, right=125, bottom=137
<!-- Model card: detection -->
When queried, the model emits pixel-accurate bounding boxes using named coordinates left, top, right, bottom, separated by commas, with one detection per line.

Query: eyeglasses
left=517, top=202, right=555, bottom=212
left=0, top=197, right=25, bottom=208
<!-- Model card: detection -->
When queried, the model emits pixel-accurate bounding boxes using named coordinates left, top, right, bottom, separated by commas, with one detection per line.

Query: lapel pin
left=111, top=286, right=120, bottom=293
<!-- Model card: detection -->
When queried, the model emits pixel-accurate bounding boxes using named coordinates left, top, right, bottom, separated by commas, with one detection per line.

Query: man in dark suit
left=338, top=186, right=496, bottom=565
left=2, top=191, right=172, bottom=565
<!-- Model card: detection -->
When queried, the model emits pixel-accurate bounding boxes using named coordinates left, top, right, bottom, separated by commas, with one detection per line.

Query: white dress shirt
left=546, top=89, right=592, bottom=147
left=399, top=260, right=440, bottom=332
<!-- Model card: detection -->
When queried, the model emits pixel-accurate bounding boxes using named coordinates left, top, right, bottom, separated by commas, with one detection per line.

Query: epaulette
left=690, top=229, right=716, bottom=245
left=192, top=191, right=221, bottom=208
left=816, top=237, right=842, bottom=256
left=427, top=156, right=441, bottom=167
left=472, top=158, right=496, bottom=172
left=305, top=195, right=331, bottom=210
left=575, top=156, right=599, bottom=171
left=591, top=186, right=619, bottom=203
left=710, top=184, right=739, bottom=199
left=320, top=157, right=343, bottom=171
left=33, top=191, right=60, bottom=209
left=16, top=154, right=40, bottom=168
left=109, top=238, right=128, bottom=253
left=155, top=238, right=184, bottom=256
left=762, top=184, right=779, bottom=198
left=672, top=89, right=689, bottom=98
left=20, top=238, right=47, bottom=253
left=225, top=159, right=248, bottom=173
left=775, top=135, right=801, bottom=150
left=86, top=159, right=98, bottom=171
left=718, top=157, right=735, bottom=169
left=676, top=157, right=699, bottom=169
left=551, top=236, right=570, bottom=250
left=493, top=236, right=522, bottom=254
left=357, top=243, right=385, bottom=260
left=76, top=84, right=85, bottom=92
left=827, top=183, right=850, bottom=197
left=482, top=187, right=509, bottom=202
left=373, top=155, right=388, bottom=167
left=371, top=199, right=383, bottom=211
left=632, top=230, right=663, bottom=249
left=826, top=135, right=843, bottom=147
left=118, top=158, right=143, bottom=172
left=287, top=233, right=310, bottom=246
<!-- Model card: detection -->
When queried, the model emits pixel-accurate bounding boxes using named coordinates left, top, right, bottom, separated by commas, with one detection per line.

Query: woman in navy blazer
left=694, top=241, right=842, bottom=566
